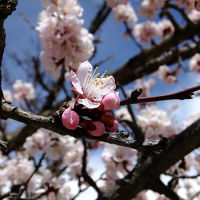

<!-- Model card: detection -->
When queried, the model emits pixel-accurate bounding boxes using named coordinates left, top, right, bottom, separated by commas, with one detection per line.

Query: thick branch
left=150, top=179, right=182, bottom=200
left=100, top=118, right=200, bottom=200
left=113, top=21, right=200, bottom=86
left=0, top=101, right=166, bottom=153
left=0, top=0, right=18, bottom=99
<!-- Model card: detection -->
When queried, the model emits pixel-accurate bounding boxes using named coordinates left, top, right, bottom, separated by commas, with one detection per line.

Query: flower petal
left=97, top=76, right=116, bottom=95
left=78, top=98, right=100, bottom=108
left=77, top=61, right=92, bottom=85
left=71, top=71, right=83, bottom=94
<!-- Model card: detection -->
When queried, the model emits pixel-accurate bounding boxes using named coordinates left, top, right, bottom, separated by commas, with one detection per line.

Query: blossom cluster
left=133, top=20, right=174, bottom=44
left=37, top=0, right=94, bottom=79
left=101, top=144, right=137, bottom=188
left=3, top=80, right=35, bottom=104
left=139, top=0, right=165, bottom=20
left=62, top=61, right=120, bottom=136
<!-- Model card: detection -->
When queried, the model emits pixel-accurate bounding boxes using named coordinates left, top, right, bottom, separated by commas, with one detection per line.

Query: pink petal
left=78, top=98, right=100, bottom=108
left=71, top=71, right=83, bottom=94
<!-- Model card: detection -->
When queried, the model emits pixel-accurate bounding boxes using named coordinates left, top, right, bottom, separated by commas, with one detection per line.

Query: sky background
left=2, top=0, right=200, bottom=199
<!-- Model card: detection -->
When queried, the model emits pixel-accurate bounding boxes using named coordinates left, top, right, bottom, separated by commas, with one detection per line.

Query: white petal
left=78, top=98, right=100, bottom=109
left=77, top=61, right=92, bottom=85
left=71, top=71, right=83, bottom=94
left=98, top=76, right=116, bottom=95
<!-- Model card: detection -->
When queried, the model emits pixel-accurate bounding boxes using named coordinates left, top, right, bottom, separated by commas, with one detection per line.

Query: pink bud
left=62, top=107, right=79, bottom=130
left=81, top=121, right=105, bottom=136
left=106, top=120, right=119, bottom=133
left=100, top=112, right=115, bottom=127
left=99, top=92, right=120, bottom=111
left=195, top=1, right=200, bottom=11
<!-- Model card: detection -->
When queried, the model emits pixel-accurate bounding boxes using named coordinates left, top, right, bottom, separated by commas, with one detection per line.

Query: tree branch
left=0, top=0, right=18, bottom=99
left=0, top=100, right=167, bottom=153
left=81, top=139, right=102, bottom=197
left=150, top=179, right=182, bottom=200
left=100, top=117, right=200, bottom=200
left=113, top=21, right=200, bottom=86
left=120, top=85, right=200, bottom=106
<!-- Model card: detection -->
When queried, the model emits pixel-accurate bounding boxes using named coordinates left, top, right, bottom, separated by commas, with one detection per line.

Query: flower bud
left=106, top=120, right=119, bottom=133
left=100, top=92, right=120, bottom=111
left=100, top=112, right=115, bottom=127
left=81, top=121, right=105, bottom=136
left=62, top=107, right=79, bottom=130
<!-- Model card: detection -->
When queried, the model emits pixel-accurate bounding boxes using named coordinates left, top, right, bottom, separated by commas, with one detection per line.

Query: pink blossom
left=157, top=65, right=178, bottom=84
left=115, top=107, right=132, bottom=121
left=99, top=91, right=120, bottom=111
left=71, top=61, right=116, bottom=108
left=62, top=107, right=79, bottom=130
left=139, top=0, right=165, bottom=20
left=175, top=0, right=195, bottom=11
left=37, top=0, right=94, bottom=79
left=133, top=21, right=160, bottom=43
left=189, top=53, right=200, bottom=73
left=137, top=105, right=176, bottom=139
left=158, top=20, right=175, bottom=38
left=81, top=121, right=105, bottom=136
left=13, top=80, right=35, bottom=103
left=188, top=9, right=200, bottom=21
left=112, top=3, right=137, bottom=27
left=3, top=90, right=13, bottom=102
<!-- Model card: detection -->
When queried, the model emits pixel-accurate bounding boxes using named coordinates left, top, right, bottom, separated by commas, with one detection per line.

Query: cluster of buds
left=62, top=61, right=120, bottom=136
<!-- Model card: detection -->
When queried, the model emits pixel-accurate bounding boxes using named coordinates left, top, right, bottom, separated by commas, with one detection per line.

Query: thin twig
left=120, top=85, right=200, bottom=106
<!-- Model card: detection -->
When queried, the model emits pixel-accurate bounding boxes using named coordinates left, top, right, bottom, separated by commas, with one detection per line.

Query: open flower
left=71, top=61, right=116, bottom=108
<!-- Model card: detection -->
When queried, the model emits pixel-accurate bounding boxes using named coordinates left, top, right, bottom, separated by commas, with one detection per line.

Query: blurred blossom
left=3, top=90, right=13, bottom=102
left=115, top=107, right=132, bottom=121
left=139, top=0, right=165, bottom=20
left=175, top=0, right=195, bottom=11
left=137, top=105, right=176, bottom=139
left=101, top=144, right=137, bottom=188
left=188, top=9, right=200, bottom=21
left=13, top=80, right=35, bottom=103
left=158, top=20, right=175, bottom=38
left=112, top=3, right=137, bottom=26
left=157, top=65, right=178, bottom=84
left=189, top=53, right=200, bottom=73
left=133, top=21, right=160, bottom=43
